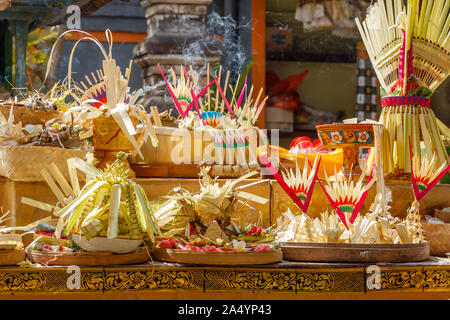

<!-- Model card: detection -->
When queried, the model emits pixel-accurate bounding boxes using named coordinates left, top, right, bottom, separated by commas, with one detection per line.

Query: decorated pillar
left=355, top=41, right=377, bottom=121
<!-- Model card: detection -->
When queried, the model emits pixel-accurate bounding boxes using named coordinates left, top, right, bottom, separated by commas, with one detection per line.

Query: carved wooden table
left=0, top=260, right=448, bottom=299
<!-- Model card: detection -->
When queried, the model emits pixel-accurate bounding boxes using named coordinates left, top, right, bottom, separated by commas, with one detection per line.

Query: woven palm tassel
left=125, top=183, right=142, bottom=239
left=367, top=102, right=447, bottom=178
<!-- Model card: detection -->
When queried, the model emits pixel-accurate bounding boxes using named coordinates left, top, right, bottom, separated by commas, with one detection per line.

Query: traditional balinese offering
left=0, top=83, right=91, bottom=181
left=408, top=138, right=450, bottom=256
left=131, top=64, right=267, bottom=178
left=151, top=168, right=282, bottom=265
left=45, top=29, right=158, bottom=178
left=21, top=153, right=158, bottom=266
left=356, top=0, right=450, bottom=179
left=0, top=87, right=65, bottom=126
left=260, top=152, right=320, bottom=214
left=272, top=124, right=430, bottom=262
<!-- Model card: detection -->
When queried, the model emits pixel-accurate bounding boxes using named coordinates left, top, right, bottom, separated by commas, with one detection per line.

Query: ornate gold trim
left=0, top=264, right=446, bottom=295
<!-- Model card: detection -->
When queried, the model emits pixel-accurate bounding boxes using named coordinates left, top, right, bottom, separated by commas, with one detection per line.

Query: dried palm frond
left=356, top=0, right=450, bottom=93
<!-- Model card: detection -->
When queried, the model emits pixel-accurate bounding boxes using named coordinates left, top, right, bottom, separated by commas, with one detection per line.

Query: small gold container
left=93, top=115, right=138, bottom=178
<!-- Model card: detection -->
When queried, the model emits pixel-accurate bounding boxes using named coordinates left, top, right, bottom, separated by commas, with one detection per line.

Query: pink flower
left=254, top=245, right=271, bottom=251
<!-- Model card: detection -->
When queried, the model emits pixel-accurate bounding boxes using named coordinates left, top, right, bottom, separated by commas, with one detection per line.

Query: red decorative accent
left=105, top=129, right=122, bottom=145
left=314, top=167, right=374, bottom=229
left=259, top=154, right=321, bottom=213
left=158, top=64, right=218, bottom=119
left=92, top=96, right=107, bottom=109
left=381, top=96, right=431, bottom=107
left=409, top=137, right=450, bottom=201
left=214, top=71, right=249, bottom=118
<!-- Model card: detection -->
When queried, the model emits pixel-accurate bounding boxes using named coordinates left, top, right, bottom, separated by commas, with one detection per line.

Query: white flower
left=232, top=239, right=246, bottom=251
left=329, top=131, right=343, bottom=144
left=357, top=131, right=370, bottom=143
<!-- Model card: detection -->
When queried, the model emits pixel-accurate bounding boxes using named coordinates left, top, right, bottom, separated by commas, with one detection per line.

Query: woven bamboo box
left=130, top=126, right=261, bottom=167
left=0, top=146, right=89, bottom=182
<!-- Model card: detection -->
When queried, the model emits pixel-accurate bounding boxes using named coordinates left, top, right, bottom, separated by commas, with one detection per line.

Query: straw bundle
left=356, top=0, right=450, bottom=177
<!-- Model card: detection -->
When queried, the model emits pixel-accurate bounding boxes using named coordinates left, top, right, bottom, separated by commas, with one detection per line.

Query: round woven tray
left=27, top=247, right=150, bottom=266
left=153, top=248, right=283, bottom=266
left=281, top=242, right=430, bottom=263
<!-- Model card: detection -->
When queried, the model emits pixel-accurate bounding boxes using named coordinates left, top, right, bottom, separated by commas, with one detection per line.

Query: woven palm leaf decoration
left=20, top=153, right=159, bottom=248
left=22, top=153, right=159, bottom=243
left=409, top=137, right=450, bottom=201
left=356, top=0, right=450, bottom=178
left=316, top=166, right=376, bottom=229
left=158, top=64, right=218, bottom=119
left=259, top=153, right=321, bottom=214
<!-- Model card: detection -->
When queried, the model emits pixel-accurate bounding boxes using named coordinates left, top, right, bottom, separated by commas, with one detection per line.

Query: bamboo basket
left=422, top=223, right=450, bottom=256
left=130, top=126, right=260, bottom=171
left=0, top=104, right=59, bottom=126
left=0, top=145, right=89, bottom=181
left=434, top=209, right=450, bottom=223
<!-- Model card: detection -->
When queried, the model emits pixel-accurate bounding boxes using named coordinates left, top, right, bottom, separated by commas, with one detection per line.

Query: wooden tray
left=281, top=242, right=430, bottom=263
left=27, top=247, right=151, bottom=266
left=0, top=249, right=25, bottom=265
left=153, top=248, right=283, bottom=265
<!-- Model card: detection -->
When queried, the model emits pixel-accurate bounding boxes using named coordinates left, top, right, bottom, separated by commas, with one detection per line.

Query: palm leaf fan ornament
left=214, top=71, right=268, bottom=128
left=158, top=64, right=218, bottom=119
left=409, top=137, right=450, bottom=202
left=316, top=166, right=376, bottom=229
left=259, top=153, right=321, bottom=214
left=356, top=0, right=450, bottom=177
